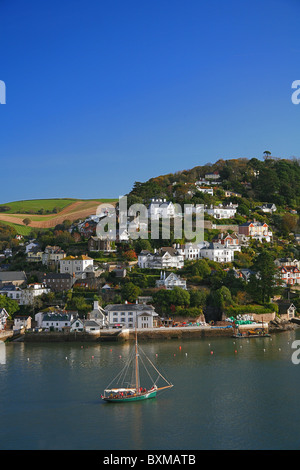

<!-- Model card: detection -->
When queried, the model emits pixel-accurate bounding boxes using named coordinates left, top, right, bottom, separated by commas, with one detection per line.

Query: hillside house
left=42, top=273, right=75, bottom=292
left=259, top=203, right=277, bottom=214
left=0, top=271, right=27, bottom=288
left=78, top=220, right=98, bottom=238
left=21, top=283, right=51, bottom=306
left=0, top=284, right=23, bottom=304
left=59, top=255, right=94, bottom=279
left=155, top=271, right=187, bottom=290
left=224, top=191, right=242, bottom=198
left=275, top=258, right=299, bottom=268
left=195, top=186, right=214, bottom=196
left=88, top=236, right=116, bottom=252
left=238, top=221, right=272, bottom=242
left=205, top=203, right=237, bottom=219
left=199, top=242, right=235, bottom=263
left=26, top=247, right=43, bottom=263
left=148, top=198, right=177, bottom=220
left=278, top=266, right=300, bottom=286
left=177, top=242, right=201, bottom=260
left=138, top=247, right=184, bottom=270
left=42, top=246, right=66, bottom=266
left=212, top=233, right=241, bottom=251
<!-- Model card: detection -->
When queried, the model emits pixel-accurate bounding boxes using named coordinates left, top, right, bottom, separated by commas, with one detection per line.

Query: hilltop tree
left=263, top=150, right=272, bottom=160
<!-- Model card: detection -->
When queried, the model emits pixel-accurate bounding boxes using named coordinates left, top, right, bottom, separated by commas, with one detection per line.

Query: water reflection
left=0, top=341, right=6, bottom=365
left=1, top=331, right=300, bottom=450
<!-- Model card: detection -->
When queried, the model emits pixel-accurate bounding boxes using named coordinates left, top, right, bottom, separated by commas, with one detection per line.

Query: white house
left=13, top=315, right=31, bottom=332
left=195, top=186, right=214, bottom=196
left=83, top=320, right=101, bottom=334
left=0, top=284, right=23, bottom=304
left=21, top=283, right=50, bottom=306
left=105, top=303, right=159, bottom=329
left=70, top=318, right=84, bottom=332
left=148, top=198, right=177, bottom=220
left=36, top=312, right=74, bottom=331
left=87, top=301, right=107, bottom=327
left=259, top=203, right=277, bottom=214
left=138, top=247, right=184, bottom=270
left=0, top=283, right=50, bottom=306
left=177, top=242, right=201, bottom=260
left=155, top=271, right=187, bottom=290
left=60, top=255, right=94, bottom=279
left=205, top=203, right=237, bottom=219
left=200, top=242, right=235, bottom=263
left=70, top=318, right=101, bottom=334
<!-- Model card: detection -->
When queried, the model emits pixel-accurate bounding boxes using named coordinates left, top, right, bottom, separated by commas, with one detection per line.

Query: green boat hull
left=103, top=390, right=157, bottom=403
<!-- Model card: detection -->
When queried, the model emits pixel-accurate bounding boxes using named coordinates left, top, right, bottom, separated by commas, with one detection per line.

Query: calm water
left=1, top=330, right=300, bottom=450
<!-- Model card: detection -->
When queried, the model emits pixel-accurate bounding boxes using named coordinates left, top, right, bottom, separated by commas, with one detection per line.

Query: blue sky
left=0, top=0, right=299, bottom=202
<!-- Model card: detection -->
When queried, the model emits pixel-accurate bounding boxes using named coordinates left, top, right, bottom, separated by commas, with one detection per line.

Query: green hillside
left=0, top=198, right=117, bottom=215
left=0, top=198, right=76, bottom=214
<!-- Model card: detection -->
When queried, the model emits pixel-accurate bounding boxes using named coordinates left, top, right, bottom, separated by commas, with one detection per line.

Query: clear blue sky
left=0, top=0, right=299, bottom=202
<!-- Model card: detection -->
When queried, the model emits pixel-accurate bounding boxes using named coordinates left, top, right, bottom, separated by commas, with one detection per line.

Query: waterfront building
left=104, top=303, right=159, bottom=329
left=35, top=311, right=75, bottom=331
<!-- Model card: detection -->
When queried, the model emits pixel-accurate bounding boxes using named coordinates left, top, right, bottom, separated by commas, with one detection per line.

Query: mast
left=135, top=320, right=140, bottom=394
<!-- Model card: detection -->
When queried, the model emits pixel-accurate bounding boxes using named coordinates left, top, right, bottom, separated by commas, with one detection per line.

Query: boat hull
left=103, top=390, right=157, bottom=403
left=232, top=334, right=270, bottom=338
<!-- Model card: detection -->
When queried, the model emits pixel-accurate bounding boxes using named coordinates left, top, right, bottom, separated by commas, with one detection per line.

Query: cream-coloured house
left=60, top=255, right=94, bottom=278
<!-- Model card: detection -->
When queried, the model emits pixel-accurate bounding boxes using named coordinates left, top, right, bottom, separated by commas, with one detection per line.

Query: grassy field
left=0, top=198, right=118, bottom=230
left=0, top=221, right=34, bottom=235
left=0, top=198, right=76, bottom=214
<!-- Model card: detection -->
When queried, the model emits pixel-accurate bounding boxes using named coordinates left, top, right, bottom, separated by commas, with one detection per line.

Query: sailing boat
left=101, top=326, right=173, bottom=403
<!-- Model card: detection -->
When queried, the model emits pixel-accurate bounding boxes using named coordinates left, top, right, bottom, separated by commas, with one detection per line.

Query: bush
left=224, top=304, right=276, bottom=316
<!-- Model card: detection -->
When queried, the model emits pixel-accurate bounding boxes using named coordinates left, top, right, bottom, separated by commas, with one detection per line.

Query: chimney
left=94, top=301, right=99, bottom=310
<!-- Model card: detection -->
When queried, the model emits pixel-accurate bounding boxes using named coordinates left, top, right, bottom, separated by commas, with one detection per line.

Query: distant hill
left=0, top=198, right=117, bottom=232
left=126, top=156, right=300, bottom=210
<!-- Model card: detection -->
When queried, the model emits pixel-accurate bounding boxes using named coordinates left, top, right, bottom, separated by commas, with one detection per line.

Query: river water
left=1, top=330, right=300, bottom=450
